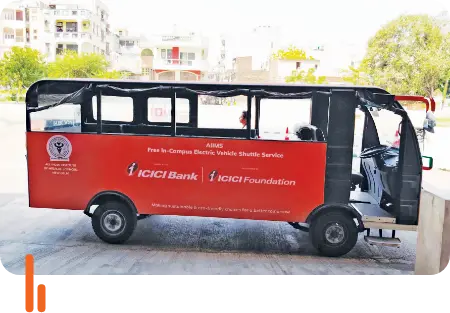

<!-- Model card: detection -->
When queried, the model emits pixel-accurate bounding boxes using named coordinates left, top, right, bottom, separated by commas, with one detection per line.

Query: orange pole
left=25, top=254, right=34, bottom=312
left=38, top=284, right=46, bottom=312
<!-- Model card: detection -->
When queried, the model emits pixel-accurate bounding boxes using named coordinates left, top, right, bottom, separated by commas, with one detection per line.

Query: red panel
left=27, top=133, right=327, bottom=223
left=172, top=47, right=179, bottom=64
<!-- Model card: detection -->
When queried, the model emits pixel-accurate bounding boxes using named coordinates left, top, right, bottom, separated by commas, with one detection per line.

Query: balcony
left=150, top=34, right=208, bottom=48
left=54, top=32, right=93, bottom=41
left=46, top=9, right=92, bottom=19
left=153, top=58, right=208, bottom=71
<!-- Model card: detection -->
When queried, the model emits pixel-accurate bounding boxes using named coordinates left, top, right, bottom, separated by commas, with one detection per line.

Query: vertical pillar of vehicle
left=324, top=89, right=357, bottom=204
left=310, top=91, right=330, bottom=139
left=255, top=97, right=261, bottom=138
left=396, top=113, right=422, bottom=224
left=171, top=90, right=176, bottom=137
left=246, top=93, right=252, bottom=139
left=96, top=88, right=102, bottom=134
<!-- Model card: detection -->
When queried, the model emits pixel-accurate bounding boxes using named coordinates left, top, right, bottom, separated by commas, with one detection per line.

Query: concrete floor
left=0, top=102, right=422, bottom=274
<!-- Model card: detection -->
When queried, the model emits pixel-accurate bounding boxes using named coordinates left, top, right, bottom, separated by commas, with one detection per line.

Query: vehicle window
left=92, top=95, right=133, bottom=122
left=259, top=98, right=312, bottom=140
left=370, top=109, right=402, bottom=147
left=147, top=97, right=190, bottom=123
left=30, top=103, right=81, bottom=132
left=197, top=95, right=255, bottom=129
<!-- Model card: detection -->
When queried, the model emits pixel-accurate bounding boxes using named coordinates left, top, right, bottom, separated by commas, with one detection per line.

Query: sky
left=100, top=0, right=450, bottom=71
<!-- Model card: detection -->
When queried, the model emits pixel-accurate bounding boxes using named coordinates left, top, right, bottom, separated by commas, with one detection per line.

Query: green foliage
left=0, top=46, right=46, bottom=97
left=285, top=68, right=326, bottom=84
left=47, top=50, right=112, bottom=78
left=272, top=45, right=315, bottom=60
left=358, top=14, right=450, bottom=97
left=96, top=70, right=122, bottom=79
left=341, top=66, right=369, bottom=86
left=141, top=49, right=154, bottom=57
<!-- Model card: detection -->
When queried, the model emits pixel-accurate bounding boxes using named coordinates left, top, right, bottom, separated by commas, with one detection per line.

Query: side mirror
left=422, top=156, right=433, bottom=170
left=423, top=111, right=436, bottom=133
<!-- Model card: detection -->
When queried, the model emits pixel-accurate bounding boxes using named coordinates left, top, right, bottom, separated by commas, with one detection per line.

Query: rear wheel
left=309, top=211, right=358, bottom=257
left=92, top=200, right=137, bottom=244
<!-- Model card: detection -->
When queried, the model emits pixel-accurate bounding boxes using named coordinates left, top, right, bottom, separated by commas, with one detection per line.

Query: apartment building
left=43, top=0, right=110, bottom=61
left=1, top=0, right=112, bottom=62
left=149, top=26, right=209, bottom=81
left=0, top=0, right=49, bottom=58
left=112, top=25, right=210, bottom=81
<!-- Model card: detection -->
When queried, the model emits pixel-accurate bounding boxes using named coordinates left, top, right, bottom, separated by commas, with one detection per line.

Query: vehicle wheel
left=91, top=200, right=137, bottom=244
left=309, top=211, right=358, bottom=257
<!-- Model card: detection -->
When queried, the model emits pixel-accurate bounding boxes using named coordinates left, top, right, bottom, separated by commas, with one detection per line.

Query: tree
left=285, top=68, right=326, bottom=84
left=272, top=45, right=315, bottom=60
left=0, top=46, right=47, bottom=97
left=359, top=14, right=450, bottom=99
left=47, top=50, right=117, bottom=78
left=341, top=66, right=369, bottom=86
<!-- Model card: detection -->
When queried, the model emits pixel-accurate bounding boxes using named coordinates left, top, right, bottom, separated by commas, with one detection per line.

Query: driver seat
left=351, top=172, right=364, bottom=190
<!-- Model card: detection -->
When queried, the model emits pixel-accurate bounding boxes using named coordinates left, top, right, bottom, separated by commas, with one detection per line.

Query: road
left=0, top=102, right=428, bottom=274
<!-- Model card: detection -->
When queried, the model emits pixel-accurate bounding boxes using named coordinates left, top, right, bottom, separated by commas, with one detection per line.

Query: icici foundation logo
left=127, top=162, right=139, bottom=176
left=209, top=170, right=218, bottom=181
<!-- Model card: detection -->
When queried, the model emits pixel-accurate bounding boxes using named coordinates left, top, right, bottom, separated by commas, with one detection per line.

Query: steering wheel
left=359, top=145, right=390, bottom=159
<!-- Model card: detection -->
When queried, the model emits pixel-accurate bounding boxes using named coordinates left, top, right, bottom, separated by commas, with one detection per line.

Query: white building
left=0, top=0, right=49, bottom=58
left=147, top=25, right=209, bottom=81
left=43, top=0, right=111, bottom=62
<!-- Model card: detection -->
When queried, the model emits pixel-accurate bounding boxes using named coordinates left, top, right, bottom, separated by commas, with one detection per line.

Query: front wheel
left=309, top=211, right=358, bottom=257
left=92, top=200, right=137, bottom=244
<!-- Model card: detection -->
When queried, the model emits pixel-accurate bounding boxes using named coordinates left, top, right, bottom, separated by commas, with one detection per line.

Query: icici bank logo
left=127, top=162, right=138, bottom=176
left=209, top=170, right=218, bottom=181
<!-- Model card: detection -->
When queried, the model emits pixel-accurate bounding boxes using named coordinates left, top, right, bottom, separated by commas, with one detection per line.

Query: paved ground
left=0, top=102, right=444, bottom=275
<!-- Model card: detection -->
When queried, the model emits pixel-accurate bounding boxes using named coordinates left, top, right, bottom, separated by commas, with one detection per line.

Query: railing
left=164, top=59, right=194, bottom=66
left=50, top=9, right=92, bottom=18
left=54, top=32, right=92, bottom=40
left=15, top=36, right=24, bottom=43
left=161, top=35, right=193, bottom=42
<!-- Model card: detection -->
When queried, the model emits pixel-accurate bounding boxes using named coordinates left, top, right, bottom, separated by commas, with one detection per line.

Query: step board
left=364, top=236, right=401, bottom=248
left=351, top=203, right=396, bottom=223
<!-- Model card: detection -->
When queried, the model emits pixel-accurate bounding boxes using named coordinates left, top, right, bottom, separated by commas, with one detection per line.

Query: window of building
left=66, top=22, right=77, bottom=32
left=296, top=62, right=302, bottom=69
left=56, top=44, right=64, bottom=55
left=33, top=36, right=38, bottom=40
left=16, top=11, right=23, bottom=21
left=45, top=43, right=50, bottom=54
left=142, top=68, right=150, bottom=75
left=31, top=16, right=37, bottom=21
left=66, top=44, right=78, bottom=52
left=3, top=11, right=14, bottom=20
left=160, top=49, right=172, bottom=59
left=4, top=33, right=14, bottom=40
left=72, top=10, right=77, bottom=16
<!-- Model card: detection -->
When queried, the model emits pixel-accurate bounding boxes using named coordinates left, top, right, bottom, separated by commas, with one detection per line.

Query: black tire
left=309, top=211, right=358, bottom=257
left=91, top=200, right=137, bottom=244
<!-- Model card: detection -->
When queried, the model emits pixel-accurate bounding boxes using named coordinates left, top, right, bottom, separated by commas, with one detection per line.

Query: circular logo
left=47, top=135, right=72, bottom=161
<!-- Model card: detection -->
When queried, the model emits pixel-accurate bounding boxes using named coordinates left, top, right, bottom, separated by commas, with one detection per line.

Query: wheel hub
left=103, top=212, right=123, bottom=233
left=324, top=223, right=345, bottom=244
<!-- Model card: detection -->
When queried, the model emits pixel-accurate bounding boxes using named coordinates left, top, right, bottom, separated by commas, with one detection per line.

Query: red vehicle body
left=27, top=134, right=326, bottom=222
left=25, top=79, right=434, bottom=257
